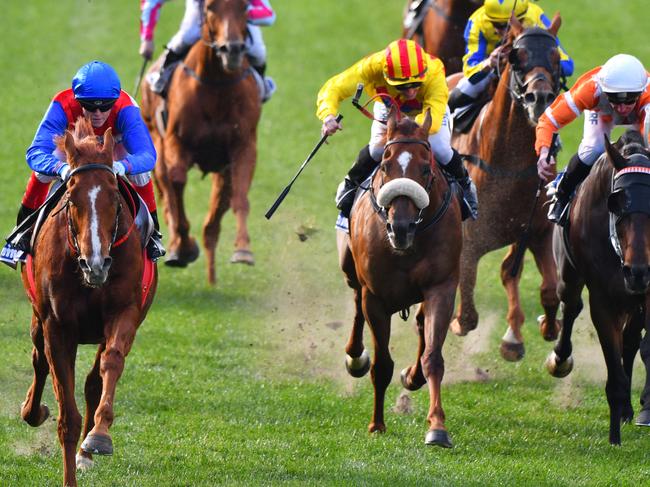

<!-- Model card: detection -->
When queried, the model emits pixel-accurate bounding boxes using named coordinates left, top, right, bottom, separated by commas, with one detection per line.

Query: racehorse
left=546, top=131, right=650, bottom=445
left=403, top=0, right=480, bottom=74
left=140, top=0, right=261, bottom=284
left=337, top=108, right=462, bottom=446
left=449, top=15, right=563, bottom=360
left=18, top=118, right=158, bottom=487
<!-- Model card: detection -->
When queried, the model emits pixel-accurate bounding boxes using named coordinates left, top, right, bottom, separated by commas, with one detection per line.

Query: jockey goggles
left=78, top=98, right=116, bottom=112
left=605, top=91, right=642, bottom=105
left=395, top=82, right=422, bottom=91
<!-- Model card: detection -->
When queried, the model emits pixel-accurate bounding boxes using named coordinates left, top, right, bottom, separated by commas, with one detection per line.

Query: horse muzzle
left=622, top=264, right=650, bottom=295
left=386, top=219, right=417, bottom=250
left=215, top=41, right=246, bottom=72
left=78, top=255, right=112, bottom=287
left=524, top=90, right=556, bottom=124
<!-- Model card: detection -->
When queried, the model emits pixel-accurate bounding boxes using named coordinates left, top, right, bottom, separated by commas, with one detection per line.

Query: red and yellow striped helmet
left=383, top=39, right=428, bottom=86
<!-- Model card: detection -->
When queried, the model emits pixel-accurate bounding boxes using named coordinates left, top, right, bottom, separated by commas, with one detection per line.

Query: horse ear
left=604, top=133, right=628, bottom=170
left=387, top=105, right=398, bottom=135
left=509, top=12, right=523, bottom=38
left=421, top=108, right=432, bottom=135
left=64, top=131, right=78, bottom=164
left=547, top=12, right=562, bottom=37
left=103, top=128, right=115, bottom=161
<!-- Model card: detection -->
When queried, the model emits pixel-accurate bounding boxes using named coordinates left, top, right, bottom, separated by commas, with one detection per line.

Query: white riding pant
left=368, top=102, right=453, bottom=165
left=578, top=109, right=637, bottom=165
left=167, top=0, right=267, bottom=67
left=457, top=71, right=497, bottom=98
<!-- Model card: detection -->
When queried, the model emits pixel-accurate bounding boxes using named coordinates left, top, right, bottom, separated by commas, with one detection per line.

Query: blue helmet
left=72, top=61, right=121, bottom=100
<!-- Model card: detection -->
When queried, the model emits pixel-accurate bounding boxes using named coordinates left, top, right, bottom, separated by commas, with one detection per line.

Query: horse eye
left=380, top=163, right=388, bottom=173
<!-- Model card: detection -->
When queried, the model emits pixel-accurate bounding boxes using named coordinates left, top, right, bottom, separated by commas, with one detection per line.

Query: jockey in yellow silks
left=316, top=39, right=477, bottom=220
left=448, top=0, right=574, bottom=112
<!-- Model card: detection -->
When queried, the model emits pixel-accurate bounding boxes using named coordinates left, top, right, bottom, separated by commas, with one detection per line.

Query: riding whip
left=133, top=58, right=149, bottom=99
left=265, top=114, right=343, bottom=220
left=509, top=132, right=559, bottom=277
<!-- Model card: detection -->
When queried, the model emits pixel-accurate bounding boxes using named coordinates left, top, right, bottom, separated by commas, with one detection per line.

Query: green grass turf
left=1, top=0, right=650, bottom=485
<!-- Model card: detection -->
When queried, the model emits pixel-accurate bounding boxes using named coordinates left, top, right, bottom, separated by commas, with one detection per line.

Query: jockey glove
left=113, top=161, right=127, bottom=176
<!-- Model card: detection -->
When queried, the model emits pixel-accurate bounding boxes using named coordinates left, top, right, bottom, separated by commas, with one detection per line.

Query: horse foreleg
left=451, top=247, right=480, bottom=336
left=400, top=304, right=427, bottom=391
left=82, top=308, right=139, bottom=457
left=590, top=293, right=628, bottom=445
left=545, top=254, right=583, bottom=378
left=76, top=344, right=105, bottom=471
left=43, top=322, right=82, bottom=487
left=421, top=280, right=456, bottom=448
left=529, top=231, right=561, bottom=342
left=228, top=142, right=257, bottom=265
left=21, top=315, right=50, bottom=427
left=499, top=244, right=526, bottom=361
left=362, top=289, right=394, bottom=433
left=203, top=171, right=231, bottom=285
left=621, top=310, right=642, bottom=423
left=638, top=323, right=650, bottom=426
left=163, top=142, right=199, bottom=267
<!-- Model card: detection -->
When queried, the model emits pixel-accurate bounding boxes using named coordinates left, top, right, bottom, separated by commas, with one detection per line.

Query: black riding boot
left=0, top=204, right=35, bottom=268
left=147, top=210, right=166, bottom=261
left=548, top=153, right=592, bottom=225
left=336, top=145, right=379, bottom=218
left=447, top=88, right=477, bottom=113
left=444, top=150, right=478, bottom=220
left=151, top=47, right=186, bottom=94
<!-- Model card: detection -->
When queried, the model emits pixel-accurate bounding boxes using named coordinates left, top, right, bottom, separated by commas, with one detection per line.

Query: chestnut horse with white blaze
left=449, top=15, right=563, bottom=361
left=547, top=132, right=650, bottom=445
left=19, top=118, right=157, bottom=487
left=338, top=108, right=462, bottom=447
left=140, top=0, right=261, bottom=284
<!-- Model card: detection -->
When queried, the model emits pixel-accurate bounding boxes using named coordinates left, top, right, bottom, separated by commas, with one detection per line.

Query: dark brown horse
left=140, top=0, right=261, bottom=284
left=19, top=118, right=157, bottom=487
left=338, top=108, right=462, bottom=446
left=449, top=15, right=563, bottom=360
left=546, top=132, right=650, bottom=445
left=403, top=0, right=481, bottom=74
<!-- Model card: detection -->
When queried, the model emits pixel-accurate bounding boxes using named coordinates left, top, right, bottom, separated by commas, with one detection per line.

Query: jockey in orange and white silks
left=535, top=54, right=650, bottom=224
left=316, top=39, right=478, bottom=221
left=448, top=0, right=573, bottom=112
left=140, top=0, right=276, bottom=99
left=0, top=61, right=165, bottom=268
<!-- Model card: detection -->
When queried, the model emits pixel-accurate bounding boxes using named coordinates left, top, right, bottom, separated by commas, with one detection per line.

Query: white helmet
left=597, top=54, right=648, bottom=94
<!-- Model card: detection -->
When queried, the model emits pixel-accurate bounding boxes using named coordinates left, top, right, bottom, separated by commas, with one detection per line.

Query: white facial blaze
left=88, top=186, right=102, bottom=264
left=397, top=151, right=412, bottom=175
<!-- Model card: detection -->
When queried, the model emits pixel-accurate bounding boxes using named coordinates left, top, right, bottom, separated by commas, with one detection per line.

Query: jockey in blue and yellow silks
left=448, top=0, right=574, bottom=112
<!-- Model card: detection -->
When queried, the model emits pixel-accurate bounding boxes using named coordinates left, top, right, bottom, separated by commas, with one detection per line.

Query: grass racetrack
left=1, top=1, right=650, bottom=485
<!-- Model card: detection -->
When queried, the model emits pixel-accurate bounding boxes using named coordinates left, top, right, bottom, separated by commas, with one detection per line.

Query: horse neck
left=480, top=65, right=536, bottom=165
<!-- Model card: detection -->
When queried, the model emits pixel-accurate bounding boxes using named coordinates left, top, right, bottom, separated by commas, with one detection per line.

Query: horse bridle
left=61, top=164, right=136, bottom=257
left=369, top=138, right=452, bottom=233
left=507, top=29, right=564, bottom=107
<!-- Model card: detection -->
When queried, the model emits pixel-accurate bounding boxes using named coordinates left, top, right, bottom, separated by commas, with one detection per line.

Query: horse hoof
left=164, top=249, right=189, bottom=268
left=400, top=367, right=425, bottom=391
left=345, top=349, right=370, bottom=378
left=636, top=409, right=650, bottom=426
left=80, top=433, right=113, bottom=456
left=537, top=315, right=561, bottom=341
left=230, top=249, right=255, bottom=265
left=500, top=340, right=525, bottom=362
left=450, top=318, right=471, bottom=337
left=368, top=422, right=386, bottom=434
left=425, top=429, right=453, bottom=448
left=76, top=453, right=94, bottom=471
left=21, top=403, right=50, bottom=427
left=544, top=351, right=573, bottom=378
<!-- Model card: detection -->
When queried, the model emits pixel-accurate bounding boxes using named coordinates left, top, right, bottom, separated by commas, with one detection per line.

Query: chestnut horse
left=403, top=0, right=481, bottom=74
left=140, top=0, right=261, bottom=284
left=337, top=109, right=462, bottom=446
left=19, top=118, right=157, bottom=487
left=450, top=16, right=563, bottom=360
left=546, top=132, right=650, bottom=445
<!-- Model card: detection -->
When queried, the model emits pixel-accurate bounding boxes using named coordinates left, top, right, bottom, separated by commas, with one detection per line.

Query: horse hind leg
left=228, top=142, right=257, bottom=266
left=20, top=315, right=50, bottom=427
left=528, top=230, right=561, bottom=342
left=203, top=171, right=232, bottom=284
left=400, top=304, right=427, bottom=391
left=76, top=344, right=105, bottom=471
left=450, top=248, right=480, bottom=336
left=499, top=244, right=526, bottom=361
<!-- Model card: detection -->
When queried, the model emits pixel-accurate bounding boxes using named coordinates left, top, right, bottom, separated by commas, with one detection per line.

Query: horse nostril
left=103, top=257, right=113, bottom=271
left=545, top=92, right=556, bottom=106
left=78, top=258, right=90, bottom=272
left=524, top=93, right=536, bottom=104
